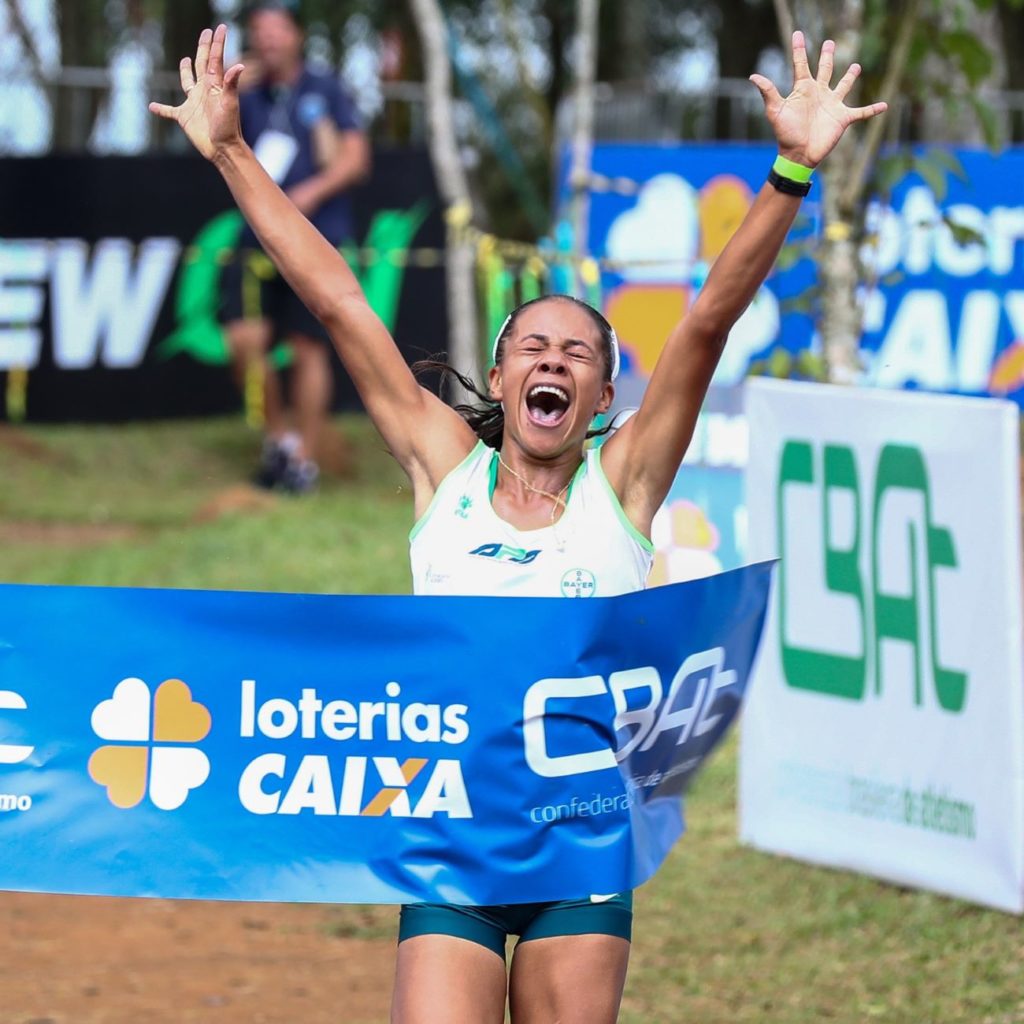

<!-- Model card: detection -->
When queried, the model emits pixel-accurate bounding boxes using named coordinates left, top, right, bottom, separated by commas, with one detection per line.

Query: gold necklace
left=496, top=452, right=573, bottom=550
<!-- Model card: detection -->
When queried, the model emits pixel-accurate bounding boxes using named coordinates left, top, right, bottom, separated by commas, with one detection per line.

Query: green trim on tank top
left=592, top=445, right=656, bottom=553
left=408, top=440, right=487, bottom=543
left=487, top=448, right=587, bottom=505
left=488, top=446, right=499, bottom=501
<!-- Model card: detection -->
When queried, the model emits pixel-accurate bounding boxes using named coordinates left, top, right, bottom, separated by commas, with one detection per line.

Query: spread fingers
left=194, top=27, right=212, bottom=78
left=179, top=56, right=195, bottom=95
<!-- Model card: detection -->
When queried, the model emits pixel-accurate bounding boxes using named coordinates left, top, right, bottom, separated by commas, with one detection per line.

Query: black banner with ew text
left=0, top=150, right=447, bottom=423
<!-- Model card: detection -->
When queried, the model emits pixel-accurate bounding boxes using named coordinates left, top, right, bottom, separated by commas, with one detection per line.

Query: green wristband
left=773, top=154, right=814, bottom=183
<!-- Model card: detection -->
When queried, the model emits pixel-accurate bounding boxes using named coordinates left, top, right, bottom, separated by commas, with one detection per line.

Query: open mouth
left=525, top=384, right=571, bottom=427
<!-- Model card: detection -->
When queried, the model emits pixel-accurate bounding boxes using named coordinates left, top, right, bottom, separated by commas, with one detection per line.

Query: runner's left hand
left=749, top=31, right=887, bottom=168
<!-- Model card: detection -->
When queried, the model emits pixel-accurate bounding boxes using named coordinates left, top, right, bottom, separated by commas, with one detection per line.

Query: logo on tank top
left=469, top=543, right=541, bottom=566
left=455, top=495, right=473, bottom=519
left=560, top=568, right=596, bottom=597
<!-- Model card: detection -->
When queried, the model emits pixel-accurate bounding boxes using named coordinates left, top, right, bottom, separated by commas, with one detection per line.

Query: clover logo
left=87, top=678, right=212, bottom=810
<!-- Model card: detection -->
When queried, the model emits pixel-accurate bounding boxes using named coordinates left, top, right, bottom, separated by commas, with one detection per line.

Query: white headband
left=491, top=312, right=621, bottom=381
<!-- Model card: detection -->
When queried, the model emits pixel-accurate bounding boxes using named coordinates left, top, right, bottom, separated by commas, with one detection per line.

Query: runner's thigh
left=392, top=934, right=506, bottom=1024
left=508, top=933, right=630, bottom=1024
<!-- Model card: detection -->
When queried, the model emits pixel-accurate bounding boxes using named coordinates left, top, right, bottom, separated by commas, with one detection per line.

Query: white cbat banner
left=739, top=378, right=1024, bottom=913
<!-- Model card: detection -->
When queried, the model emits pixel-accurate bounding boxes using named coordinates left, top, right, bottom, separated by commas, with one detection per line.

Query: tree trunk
left=817, top=0, right=866, bottom=383
left=163, top=0, right=214, bottom=70
left=53, top=0, right=109, bottom=151
left=408, top=0, right=480, bottom=394
left=617, top=0, right=647, bottom=83
left=4, top=0, right=45, bottom=80
left=998, top=0, right=1024, bottom=91
left=817, top=0, right=921, bottom=383
left=712, top=0, right=778, bottom=139
left=569, top=0, right=599, bottom=294
left=543, top=0, right=571, bottom=125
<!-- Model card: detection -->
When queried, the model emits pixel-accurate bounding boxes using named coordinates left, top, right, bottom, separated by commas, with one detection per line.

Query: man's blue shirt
left=238, top=66, right=361, bottom=245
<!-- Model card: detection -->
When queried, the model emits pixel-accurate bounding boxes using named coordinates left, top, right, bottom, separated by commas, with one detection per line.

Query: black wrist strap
left=767, top=168, right=812, bottom=197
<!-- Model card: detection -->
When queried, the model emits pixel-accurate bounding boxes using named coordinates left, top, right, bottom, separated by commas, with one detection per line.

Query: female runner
left=151, top=25, right=885, bottom=1024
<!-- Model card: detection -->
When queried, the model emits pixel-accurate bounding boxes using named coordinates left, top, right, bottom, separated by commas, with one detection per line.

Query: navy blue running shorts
left=398, top=893, right=633, bottom=959
left=219, top=247, right=333, bottom=344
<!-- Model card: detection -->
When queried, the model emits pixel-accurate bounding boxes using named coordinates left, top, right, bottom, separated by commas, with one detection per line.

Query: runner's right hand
left=148, top=24, right=245, bottom=162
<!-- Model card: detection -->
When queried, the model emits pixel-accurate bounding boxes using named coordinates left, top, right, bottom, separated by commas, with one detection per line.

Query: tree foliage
left=47, top=0, right=213, bottom=149
left=774, top=0, right=1024, bottom=380
left=43, top=0, right=1024, bottom=234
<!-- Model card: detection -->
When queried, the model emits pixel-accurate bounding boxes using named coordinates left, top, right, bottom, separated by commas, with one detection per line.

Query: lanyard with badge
left=252, top=85, right=299, bottom=183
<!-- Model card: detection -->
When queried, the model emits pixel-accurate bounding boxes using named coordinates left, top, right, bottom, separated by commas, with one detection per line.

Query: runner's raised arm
left=601, top=31, right=887, bottom=536
left=149, top=25, right=476, bottom=494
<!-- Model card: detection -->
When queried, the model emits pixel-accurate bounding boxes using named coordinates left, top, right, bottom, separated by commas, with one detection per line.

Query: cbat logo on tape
left=0, top=689, right=35, bottom=765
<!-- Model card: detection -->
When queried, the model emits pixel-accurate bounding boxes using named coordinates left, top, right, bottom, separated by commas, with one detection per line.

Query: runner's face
left=489, top=300, right=614, bottom=457
left=248, top=11, right=303, bottom=77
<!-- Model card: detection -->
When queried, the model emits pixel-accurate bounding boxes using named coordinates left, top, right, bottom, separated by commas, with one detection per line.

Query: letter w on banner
left=0, top=566, right=772, bottom=905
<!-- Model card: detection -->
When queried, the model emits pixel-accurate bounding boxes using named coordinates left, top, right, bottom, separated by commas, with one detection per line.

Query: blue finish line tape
left=0, top=563, right=773, bottom=905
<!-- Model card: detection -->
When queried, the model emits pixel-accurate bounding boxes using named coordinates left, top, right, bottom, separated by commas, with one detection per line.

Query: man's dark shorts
left=219, top=247, right=333, bottom=344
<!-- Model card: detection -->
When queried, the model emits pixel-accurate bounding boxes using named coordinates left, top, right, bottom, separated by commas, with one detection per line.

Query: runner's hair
left=412, top=295, right=616, bottom=450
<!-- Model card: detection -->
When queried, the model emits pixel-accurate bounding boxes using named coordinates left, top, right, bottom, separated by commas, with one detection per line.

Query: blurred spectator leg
left=226, top=318, right=285, bottom=435
left=291, top=332, right=351, bottom=481
left=226, top=318, right=291, bottom=487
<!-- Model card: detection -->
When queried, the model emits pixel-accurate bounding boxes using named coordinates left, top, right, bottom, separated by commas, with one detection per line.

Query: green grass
left=0, top=416, right=412, bottom=593
left=625, top=737, right=1024, bottom=1024
left=2, top=416, right=1023, bottom=1023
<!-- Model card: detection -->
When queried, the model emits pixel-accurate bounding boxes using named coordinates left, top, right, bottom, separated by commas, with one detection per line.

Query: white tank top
left=410, top=440, right=653, bottom=598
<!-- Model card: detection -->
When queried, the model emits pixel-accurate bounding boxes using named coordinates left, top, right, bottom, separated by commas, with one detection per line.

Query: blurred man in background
left=221, top=0, right=370, bottom=493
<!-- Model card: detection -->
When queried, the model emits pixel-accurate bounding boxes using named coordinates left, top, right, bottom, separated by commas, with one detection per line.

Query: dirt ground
left=0, top=894, right=398, bottom=1023
left=0, top=423, right=386, bottom=1022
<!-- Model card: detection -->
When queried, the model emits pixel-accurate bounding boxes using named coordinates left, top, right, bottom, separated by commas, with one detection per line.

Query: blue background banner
left=562, top=143, right=1024, bottom=405
left=559, top=144, right=1024, bottom=582
left=0, top=565, right=772, bottom=905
